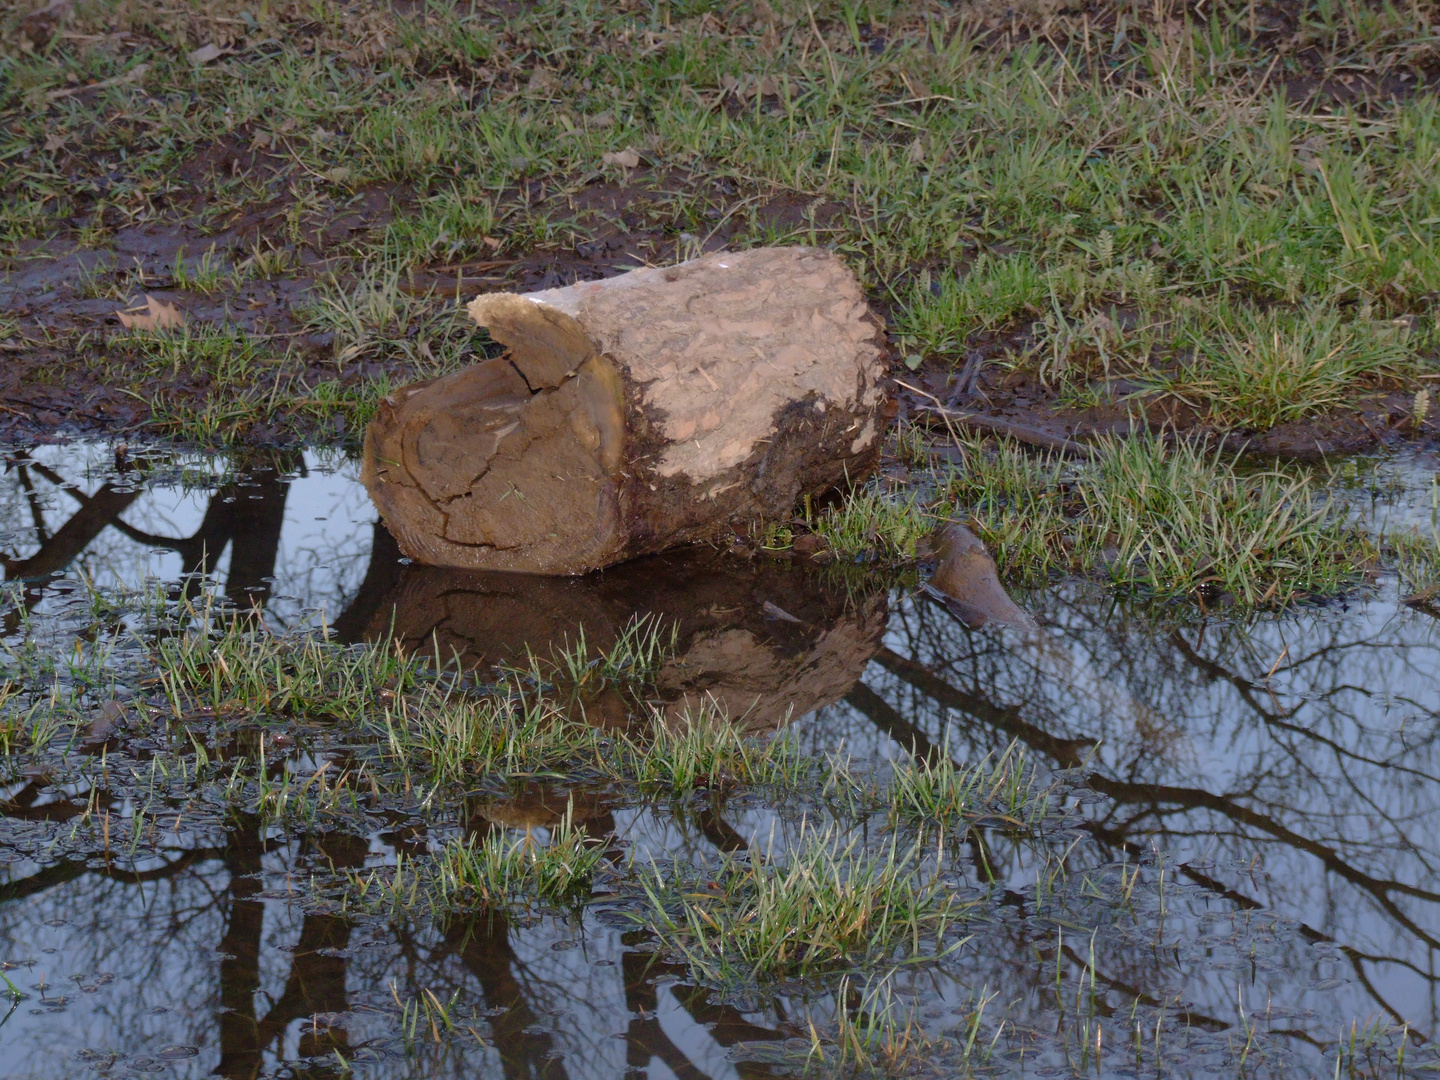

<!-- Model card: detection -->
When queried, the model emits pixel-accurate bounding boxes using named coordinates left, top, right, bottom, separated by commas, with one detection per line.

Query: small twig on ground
left=949, top=351, right=984, bottom=403
left=45, top=63, right=148, bottom=100
left=915, top=405, right=1100, bottom=459
left=896, top=379, right=1098, bottom=459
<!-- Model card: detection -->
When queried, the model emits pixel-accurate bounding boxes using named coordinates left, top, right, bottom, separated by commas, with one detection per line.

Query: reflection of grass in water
left=634, top=827, right=970, bottom=985
left=944, top=433, right=1375, bottom=605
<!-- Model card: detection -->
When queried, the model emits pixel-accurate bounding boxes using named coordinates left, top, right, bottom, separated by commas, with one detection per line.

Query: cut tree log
left=362, top=247, right=889, bottom=574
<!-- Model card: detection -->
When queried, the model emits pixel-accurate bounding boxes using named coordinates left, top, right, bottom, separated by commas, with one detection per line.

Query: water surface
left=1, top=442, right=1437, bottom=1079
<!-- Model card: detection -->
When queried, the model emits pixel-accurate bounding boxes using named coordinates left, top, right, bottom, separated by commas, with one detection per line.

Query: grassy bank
left=3, top=0, right=1438, bottom=444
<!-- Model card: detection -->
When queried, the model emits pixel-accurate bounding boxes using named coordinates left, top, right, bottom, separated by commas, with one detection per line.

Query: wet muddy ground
left=6, top=0, right=1440, bottom=457
left=1, top=440, right=1438, bottom=1079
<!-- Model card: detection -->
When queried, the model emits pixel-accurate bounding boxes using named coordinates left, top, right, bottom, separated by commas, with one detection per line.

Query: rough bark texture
left=361, top=247, right=888, bottom=574
left=338, top=547, right=889, bottom=736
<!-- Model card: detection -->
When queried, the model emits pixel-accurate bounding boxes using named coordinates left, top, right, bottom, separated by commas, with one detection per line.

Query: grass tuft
left=1146, top=305, right=1414, bottom=429
left=544, top=613, right=678, bottom=694
left=379, top=679, right=601, bottom=787
left=803, top=974, right=956, bottom=1078
left=887, top=740, right=1053, bottom=833
left=156, top=605, right=422, bottom=721
left=622, top=697, right=802, bottom=795
left=435, top=802, right=605, bottom=911
left=634, top=827, right=967, bottom=984
left=945, top=434, right=1375, bottom=604
left=816, top=484, right=933, bottom=561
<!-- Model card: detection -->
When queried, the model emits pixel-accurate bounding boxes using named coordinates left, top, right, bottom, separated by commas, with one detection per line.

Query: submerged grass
left=886, top=740, right=1055, bottom=833
left=634, top=827, right=968, bottom=985
left=943, top=434, right=1375, bottom=604
left=379, top=679, right=603, bottom=787
left=351, top=811, right=604, bottom=916
left=434, top=803, right=605, bottom=912
left=801, top=973, right=981, bottom=1079
left=1391, top=527, right=1440, bottom=597
left=624, top=697, right=805, bottom=796
left=541, top=613, right=678, bottom=695
left=155, top=605, right=423, bottom=721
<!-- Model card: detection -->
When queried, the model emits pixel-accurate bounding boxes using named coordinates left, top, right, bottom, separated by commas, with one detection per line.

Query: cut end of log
left=464, top=293, right=596, bottom=390
left=364, top=247, right=890, bottom=574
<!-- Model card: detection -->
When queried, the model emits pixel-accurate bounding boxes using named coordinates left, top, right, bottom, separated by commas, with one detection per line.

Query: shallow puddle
left=1, top=442, right=1437, bottom=1079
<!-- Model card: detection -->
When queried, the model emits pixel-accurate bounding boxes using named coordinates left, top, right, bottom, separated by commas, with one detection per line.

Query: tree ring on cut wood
left=362, top=247, right=889, bottom=574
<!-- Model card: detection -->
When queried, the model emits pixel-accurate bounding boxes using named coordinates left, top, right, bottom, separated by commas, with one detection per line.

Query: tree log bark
left=361, top=247, right=888, bottom=574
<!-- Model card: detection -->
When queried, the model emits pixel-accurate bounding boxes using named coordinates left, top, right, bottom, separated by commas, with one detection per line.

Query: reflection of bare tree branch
left=1168, top=630, right=1440, bottom=784
left=1166, top=841, right=1430, bottom=1039
left=845, top=681, right=942, bottom=762
left=443, top=914, right=571, bottom=1080
left=1, top=482, right=141, bottom=581
left=871, top=645, right=1096, bottom=767
left=329, top=523, right=404, bottom=642
left=14, top=465, right=49, bottom=547
left=693, top=804, right=748, bottom=853
left=621, top=950, right=784, bottom=1079
left=216, top=813, right=267, bottom=1080
left=112, top=456, right=298, bottom=609
left=1086, top=775, right=1440, bottom=942
left=864, top=614, right=1440, bottom=1041
left=0, top=849, right=217, bottom=903
left=877, top=640, right=1440, bottom=933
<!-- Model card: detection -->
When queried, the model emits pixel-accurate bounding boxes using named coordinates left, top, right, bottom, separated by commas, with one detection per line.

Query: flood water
left=1, top=441, right=1438, bottom=1079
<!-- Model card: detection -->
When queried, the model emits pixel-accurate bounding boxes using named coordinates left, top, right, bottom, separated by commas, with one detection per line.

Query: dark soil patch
left=896, top=358, right=1432, bottom=462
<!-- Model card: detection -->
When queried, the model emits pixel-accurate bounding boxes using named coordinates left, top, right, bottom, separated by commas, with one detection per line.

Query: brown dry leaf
left=187, top=42, right=222, bottom=64
left=602, top=148, right=641, bottom=169
left=43, top=131, right=66, bottom=152
left=116, top=294, right=185, bottom=332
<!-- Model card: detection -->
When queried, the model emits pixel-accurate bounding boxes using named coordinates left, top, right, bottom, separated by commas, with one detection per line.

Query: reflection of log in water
left=338, top=547, right=889, bottom=736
